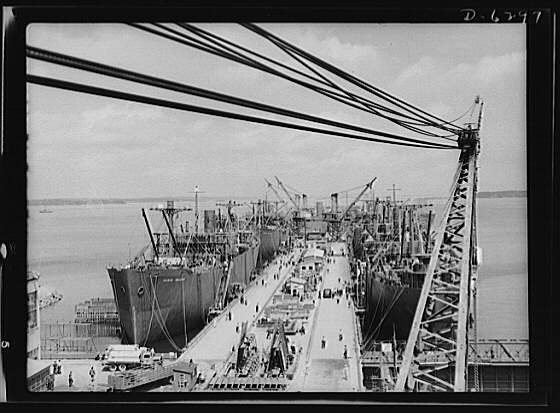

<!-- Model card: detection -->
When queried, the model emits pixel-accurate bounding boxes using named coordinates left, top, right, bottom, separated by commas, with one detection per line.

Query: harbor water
left=28, top=197, right=528, bottom=340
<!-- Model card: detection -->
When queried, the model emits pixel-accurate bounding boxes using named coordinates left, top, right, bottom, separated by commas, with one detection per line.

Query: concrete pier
left=178, top=248, right=304, bottom=380
left=290, top=242, right=362, bottom=391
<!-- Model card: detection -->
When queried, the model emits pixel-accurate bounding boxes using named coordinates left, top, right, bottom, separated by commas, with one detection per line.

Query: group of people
left=45, top=360, right=78, bottom=391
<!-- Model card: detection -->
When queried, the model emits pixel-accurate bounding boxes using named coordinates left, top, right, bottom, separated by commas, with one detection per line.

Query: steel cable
left=131, top=23, right=459, bottom=144
left=241, top=23, right=463, bottom=134
left=26, top=46, right=455, bottom=149
left=177, top=23, right=459, bottom=135
left=27, top=74, right=458, bottom=150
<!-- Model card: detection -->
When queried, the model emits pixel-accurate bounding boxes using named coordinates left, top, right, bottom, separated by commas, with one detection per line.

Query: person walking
left=68, top=371, right=74, bottom=389
left=89, top=366, right=96, bottom=387
left=339, top=329, right=344, bottom=341
left=321, top=336, right=327, bottom=349
left=46, top=374, right=54, bottom=391
left=343, top=345, right=348, bottom=359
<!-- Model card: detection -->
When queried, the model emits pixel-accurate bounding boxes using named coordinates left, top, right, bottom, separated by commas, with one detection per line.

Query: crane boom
left=340, top=177, right=377, bottom=219
left=265, top=178, right=286, bottom=205
left=274, top=176, right=299, bottom=210
left=394, top=98, right=482, bottom=392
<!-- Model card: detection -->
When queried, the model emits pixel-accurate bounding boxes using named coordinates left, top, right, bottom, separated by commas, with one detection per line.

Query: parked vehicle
left=101, top=344, right=163, bottom=372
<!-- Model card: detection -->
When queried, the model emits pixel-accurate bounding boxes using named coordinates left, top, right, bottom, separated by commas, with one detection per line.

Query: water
left=28, top=197, right=528, bottom=339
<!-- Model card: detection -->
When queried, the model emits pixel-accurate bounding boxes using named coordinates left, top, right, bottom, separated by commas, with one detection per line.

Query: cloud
left=279, top=27, right=378, bottom=67
left=396, top=51, right=525, bottom=89
left=472, top=51, right=525, bottom=83
left=394, top=56, right=438, bottom=87
left=82, top=103, right=163, bottom=129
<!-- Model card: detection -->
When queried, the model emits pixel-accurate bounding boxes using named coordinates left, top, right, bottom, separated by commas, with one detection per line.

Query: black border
left=0, top=1, right=555, bottom=408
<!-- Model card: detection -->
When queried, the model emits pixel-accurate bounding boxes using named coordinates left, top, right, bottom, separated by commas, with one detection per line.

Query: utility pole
left=387, top=184, right=401, bottom=204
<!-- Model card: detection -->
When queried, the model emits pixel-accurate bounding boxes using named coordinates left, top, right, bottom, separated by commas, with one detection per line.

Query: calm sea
left=28, top=197, right=528, bottom=340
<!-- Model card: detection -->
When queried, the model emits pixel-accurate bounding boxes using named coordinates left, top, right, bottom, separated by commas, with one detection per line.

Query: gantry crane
left=394, top=97, right=483, bottom=392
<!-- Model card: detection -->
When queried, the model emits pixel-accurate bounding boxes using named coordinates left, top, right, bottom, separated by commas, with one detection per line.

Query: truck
left=101, top=344, right=163, bottom=372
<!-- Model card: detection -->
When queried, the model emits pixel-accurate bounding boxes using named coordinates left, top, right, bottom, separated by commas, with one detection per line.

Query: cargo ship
left=349, top=199, right=434, bottom=349
left=108, top=200, right=266, bottom=351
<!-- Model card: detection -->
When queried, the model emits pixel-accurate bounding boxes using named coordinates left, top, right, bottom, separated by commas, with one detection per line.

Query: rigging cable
left=26, top=46, right=455, bottom=150
left=239, top=23, right=458, bottom=140
left=241, top=23, right=463, bottom=133
left=175, top=23, right=458, bottom=137
left=130, top=23, right=459, bottom=143
left=27, top=74, right=458, bottom=150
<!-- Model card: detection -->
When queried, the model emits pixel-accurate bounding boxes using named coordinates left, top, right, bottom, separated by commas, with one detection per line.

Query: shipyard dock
left=178, top=248, right=304, bottom=376
left=169, top=241, right=364, bottom=392
left=28, top=239, right=529, bottom=393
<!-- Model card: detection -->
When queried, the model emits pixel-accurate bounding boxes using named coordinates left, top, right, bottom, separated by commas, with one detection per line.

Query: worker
left=321, top=336, right=327, bottom=349
left=339, top=329, right=344, bottom=341
left=343, top=345, right=348, bottom=359
left=89, top=366, right=96, bottom=385
left=68, top=371, right=74, bottom=388
left=236, top=323, right=240, bottom=333
left=46, top=374, right=54, bottom=391
left=255, top=303, right=259, bottom=313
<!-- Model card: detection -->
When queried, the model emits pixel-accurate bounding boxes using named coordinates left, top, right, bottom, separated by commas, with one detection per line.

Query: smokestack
left=316, top=201, right=323, bottom=216
left=331, top=193, right=338, bottom=213
left=295, top=194, right=301, bottom=209
left=302, top=194, right=308, bottom=209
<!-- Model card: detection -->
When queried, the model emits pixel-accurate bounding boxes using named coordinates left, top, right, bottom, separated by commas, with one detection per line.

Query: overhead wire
left=26, top=46, right=456, bottom=150
left=131, top=23, right=459, bottom=144
left=176, top=23, right=458, bottom=133
left=241, top=22, right=463, bottom=133
left=175, top=23, right=459, bottom=140
left=27, top=73, right=457, bottom=150
left=240, top=23, right=464, bottom=134
left=242, top=24, right=458, bottom=141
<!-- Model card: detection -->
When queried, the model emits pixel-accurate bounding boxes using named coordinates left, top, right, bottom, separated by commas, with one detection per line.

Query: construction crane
left=265, top=178, right=286, bottom=205
left=339, top=177, right=377, bottom=220
left=274, top=176, right=299, bottom=211
left=394, top=97, right=483, bottom=392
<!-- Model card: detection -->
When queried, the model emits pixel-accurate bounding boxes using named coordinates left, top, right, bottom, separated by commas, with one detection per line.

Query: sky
left=26, top=23, right=526, bottom=202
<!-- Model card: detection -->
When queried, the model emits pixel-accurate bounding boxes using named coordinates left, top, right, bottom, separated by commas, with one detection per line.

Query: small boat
left=39, top=208, right=53, bottom=213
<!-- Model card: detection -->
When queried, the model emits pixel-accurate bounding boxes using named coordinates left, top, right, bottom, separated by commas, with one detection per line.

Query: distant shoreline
left=29, top=190, right=526, bottom=206
left=28, top=195, right=239, bottom=206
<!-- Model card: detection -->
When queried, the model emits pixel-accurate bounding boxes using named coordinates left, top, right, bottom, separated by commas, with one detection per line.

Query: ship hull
left=257, top=227, right=287, bottom=266
left=362, top=275, right=421, bottom=348
left=108, top=244, right=259, bottom=351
